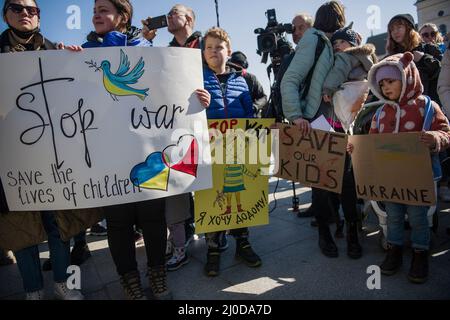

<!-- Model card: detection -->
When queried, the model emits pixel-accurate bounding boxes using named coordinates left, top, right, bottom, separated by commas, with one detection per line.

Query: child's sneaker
left=54, top=282, right=84, bottom=300
left=167, top=247, right=189, bottom=271
left=26, top=290, right=45, bottom=300
left=205, top=248, right=221, bottom=277
left=235, top=240, right=262, bottom=267
left=90, top=223, right=107, bottom=236
left=0, top=249, right=14, bottom=266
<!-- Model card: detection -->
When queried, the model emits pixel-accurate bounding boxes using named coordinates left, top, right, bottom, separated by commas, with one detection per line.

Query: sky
left=0, top=0, right=418, bottom=93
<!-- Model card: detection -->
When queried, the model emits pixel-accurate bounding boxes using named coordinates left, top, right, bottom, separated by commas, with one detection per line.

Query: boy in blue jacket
left=201, top=27, right=261, bottom=277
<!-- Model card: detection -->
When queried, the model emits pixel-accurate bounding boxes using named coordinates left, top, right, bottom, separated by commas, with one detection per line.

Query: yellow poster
left=194, top=118, right=274, bottom=233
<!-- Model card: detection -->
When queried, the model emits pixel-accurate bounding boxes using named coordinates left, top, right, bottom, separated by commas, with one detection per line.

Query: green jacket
left=323, top=44, right=377, bottom=97
left=281, top=28, right=334, bottom=121
left=0, top=208, right=103, bottom=252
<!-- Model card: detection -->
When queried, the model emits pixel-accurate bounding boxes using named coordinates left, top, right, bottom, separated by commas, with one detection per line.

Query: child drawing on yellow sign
left=222, top=164, right=258, bottom=215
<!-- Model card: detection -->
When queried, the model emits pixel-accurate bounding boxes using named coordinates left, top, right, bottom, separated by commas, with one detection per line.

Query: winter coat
left=82, top=27, right=152, bottom=48
left=280, top=27, right=334, bottom=122
left=389, top=42, right=442, bottom=103
left=0, top=29, right=56, bottom=53
left=169, top=31, right=202, bottom=49
left=0, top=209, right=104, bottom=252
left=323, top=44, right=377, bottom=96
left=438, top=48, right=450, bottom=116
left=203, top=66, right=254, bottom=119
left=368, top=52, right=450, bottom=180
left=0, top=29, right=103, bottom=252
left=242, top=70, right=267, bottom=113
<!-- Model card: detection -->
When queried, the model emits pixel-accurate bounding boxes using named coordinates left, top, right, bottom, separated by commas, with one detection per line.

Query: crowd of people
left=0, top=0, right=449, bottom=300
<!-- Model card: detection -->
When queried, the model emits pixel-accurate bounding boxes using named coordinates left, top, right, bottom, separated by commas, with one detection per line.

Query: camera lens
left=258, top=34, right=277, bottom=53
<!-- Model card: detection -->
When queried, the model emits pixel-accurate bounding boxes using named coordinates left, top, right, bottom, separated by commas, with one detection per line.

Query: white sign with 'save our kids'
left=0, top=47, right=212, bottom=211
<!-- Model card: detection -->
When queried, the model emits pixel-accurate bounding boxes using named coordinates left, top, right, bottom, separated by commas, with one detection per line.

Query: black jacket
left=169, top=31, right=202, bottom=48
left=388, top=42, right=442, bottom=103
left=227, top=61, right=268, bottom=113
left=0, top=29, right=56, bottom=53
left=242, top=70, right=268, bottom=113
left=413, top=43, right=442, bottom=104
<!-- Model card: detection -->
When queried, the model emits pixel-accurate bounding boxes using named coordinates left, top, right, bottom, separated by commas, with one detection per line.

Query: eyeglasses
left=167, top=10, right=186, bottom=18
left=6, top=3, right=40, bottom=17
left=421, top=31, right=437, bottom=38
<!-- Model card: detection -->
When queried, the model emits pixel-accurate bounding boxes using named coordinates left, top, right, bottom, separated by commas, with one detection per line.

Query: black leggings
left=312, top=155, right=359, bottom=226
left=105, top=199, right=166, bottom=276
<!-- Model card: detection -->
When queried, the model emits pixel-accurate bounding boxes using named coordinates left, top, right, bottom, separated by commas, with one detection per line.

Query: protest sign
left=350, top=132, right=436, bottom=206
left=0, top=47, right=212, bottom=211
left=274, top=124, right=347, bottom=193
left=194, top=118, right=274, bottom=233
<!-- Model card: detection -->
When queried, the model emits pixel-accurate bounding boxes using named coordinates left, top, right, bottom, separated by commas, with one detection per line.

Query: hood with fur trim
left=368, top=52, right=423, bottom=106
left=343, top=43, right=377, bottom=72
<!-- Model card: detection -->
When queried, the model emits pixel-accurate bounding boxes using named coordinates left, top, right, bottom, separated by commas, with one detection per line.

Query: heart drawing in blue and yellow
left=130, top=135, right=199, bottom=191
left=85, top=49, right=149, bottom=101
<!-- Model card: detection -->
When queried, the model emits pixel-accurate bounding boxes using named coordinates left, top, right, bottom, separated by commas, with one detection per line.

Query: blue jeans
left=384, top=202, right=430, bottom=250
left=14, top=212, right=70, bottom=292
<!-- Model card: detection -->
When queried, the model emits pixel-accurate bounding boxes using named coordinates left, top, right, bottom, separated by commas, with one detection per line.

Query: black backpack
left=262, top=35, right=325, bottom=121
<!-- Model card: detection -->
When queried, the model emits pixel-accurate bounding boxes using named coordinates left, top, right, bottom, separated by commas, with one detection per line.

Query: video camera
left=255, top=9, right=294, bottom=76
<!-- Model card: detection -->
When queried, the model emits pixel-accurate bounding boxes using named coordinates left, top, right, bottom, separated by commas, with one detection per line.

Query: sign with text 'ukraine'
left=350, top=132, right=436, bottom=206
left=0, top=47, right=212, bottom=211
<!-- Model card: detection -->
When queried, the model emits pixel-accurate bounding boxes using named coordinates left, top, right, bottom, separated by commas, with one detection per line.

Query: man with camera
left=292, top=13, right=314, bottom=45
left=143, top=4, right=201, bottom=49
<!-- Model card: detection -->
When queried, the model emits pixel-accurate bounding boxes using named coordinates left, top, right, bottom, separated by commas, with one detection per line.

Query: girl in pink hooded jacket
left=365, top=52, right=450, bottom=284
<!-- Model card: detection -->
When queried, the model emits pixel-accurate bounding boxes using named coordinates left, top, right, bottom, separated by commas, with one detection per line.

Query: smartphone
left=145, top=15, right=168, bottom=30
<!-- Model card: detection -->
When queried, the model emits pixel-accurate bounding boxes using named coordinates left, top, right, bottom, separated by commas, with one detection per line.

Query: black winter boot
left=235, top=239, right=262, bottom=267
left=318, top=224, right=338, bottom=258
left=346, top=222, right=362, bottom=259
left=380, top=244, right=403, bottom=275
left=408, top=249, right=429, bottom=284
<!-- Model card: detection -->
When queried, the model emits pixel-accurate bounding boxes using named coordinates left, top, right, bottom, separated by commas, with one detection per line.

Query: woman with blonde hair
left=419, top=23, right=445, bottom=51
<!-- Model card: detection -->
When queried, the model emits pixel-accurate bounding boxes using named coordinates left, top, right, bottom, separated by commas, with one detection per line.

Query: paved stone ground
left=1, top=178, right=450, bottom=300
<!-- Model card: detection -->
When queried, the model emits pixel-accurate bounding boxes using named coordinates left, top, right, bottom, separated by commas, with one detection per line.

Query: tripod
left=264, top=59, right=300, bottom=213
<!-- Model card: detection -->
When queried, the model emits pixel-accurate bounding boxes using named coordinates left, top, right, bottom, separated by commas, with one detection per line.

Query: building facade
left=415, top=0, right=450, bottom=36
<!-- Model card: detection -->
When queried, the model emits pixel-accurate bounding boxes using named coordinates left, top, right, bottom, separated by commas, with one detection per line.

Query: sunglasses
left=421, top=31, right=437, bottom=38
left=6, top=3, right=40, bottom=17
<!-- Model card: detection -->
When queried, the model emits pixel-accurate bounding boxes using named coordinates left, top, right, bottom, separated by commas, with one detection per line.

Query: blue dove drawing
left=91, top=49, right=149, bottom=101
